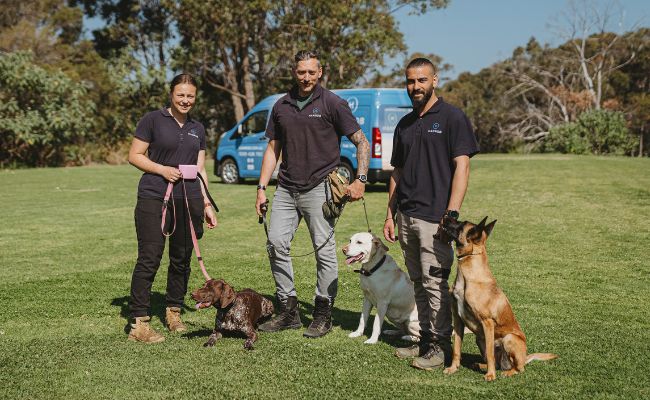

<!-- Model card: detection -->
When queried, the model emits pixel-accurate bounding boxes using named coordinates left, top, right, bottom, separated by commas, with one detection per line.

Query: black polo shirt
left=391, top=97, right=479, bottom=223
left=266, top=84, right=360, bottom=192
left=134, top=108, right=206, bottom=199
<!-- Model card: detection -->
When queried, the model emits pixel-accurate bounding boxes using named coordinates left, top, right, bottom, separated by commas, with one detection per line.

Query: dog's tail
left=526, top=353, right=558, bottom=364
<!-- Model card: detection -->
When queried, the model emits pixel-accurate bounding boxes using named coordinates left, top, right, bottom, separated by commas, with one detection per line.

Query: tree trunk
left=240, top=41, right=256, bottom=110
left=640, top=130, right=645, bottom=158
left=219, top=45, right=245, bottom=121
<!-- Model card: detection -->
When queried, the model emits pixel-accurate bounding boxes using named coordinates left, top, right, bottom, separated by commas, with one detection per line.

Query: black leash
left=259, top=199, right=345, bottom=259
left=197, top=173, right=219, bottom=212
left=361, top=196, right=371, bottom=233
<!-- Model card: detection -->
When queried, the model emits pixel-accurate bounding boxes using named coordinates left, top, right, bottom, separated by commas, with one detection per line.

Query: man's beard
left=409, top=86, right=434, bottom=109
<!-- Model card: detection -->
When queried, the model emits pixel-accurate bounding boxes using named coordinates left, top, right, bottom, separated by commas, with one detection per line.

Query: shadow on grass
left=296, top=299, right=361, bottom=331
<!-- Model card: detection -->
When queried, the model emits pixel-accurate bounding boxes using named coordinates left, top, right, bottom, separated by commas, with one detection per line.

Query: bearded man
left=383, top=58, right=479, bottom=370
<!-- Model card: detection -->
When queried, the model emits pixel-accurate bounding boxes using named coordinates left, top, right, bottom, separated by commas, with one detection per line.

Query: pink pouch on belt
left=179, top=164, right=198, bottom=179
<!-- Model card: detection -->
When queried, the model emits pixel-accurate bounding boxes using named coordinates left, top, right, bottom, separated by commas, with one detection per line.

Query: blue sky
left=395, top=0, right=649, bottom=80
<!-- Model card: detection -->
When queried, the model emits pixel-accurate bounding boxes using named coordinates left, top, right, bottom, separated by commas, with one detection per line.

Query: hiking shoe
left=396, top=344, right=426, bottom=359
left=303, top=296, right=333, bottom=338
left=411, top=341, right=452, bottom=370
left=128, top=316, right=165, bottom=343
left=259, top=296, right=302, bottom=332
left=165, top=307, right=187, bottom=333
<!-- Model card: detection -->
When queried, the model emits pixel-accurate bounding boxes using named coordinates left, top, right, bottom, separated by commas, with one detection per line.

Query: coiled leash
left=161, top=166, right=219, bottom=281
left=258, top=195, right=348, bottom=259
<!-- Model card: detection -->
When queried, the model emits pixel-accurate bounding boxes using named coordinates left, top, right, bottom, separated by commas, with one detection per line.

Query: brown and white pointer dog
left=191, top=279, right=273, bottom=350
left=441, top=217, right=557, bottom=381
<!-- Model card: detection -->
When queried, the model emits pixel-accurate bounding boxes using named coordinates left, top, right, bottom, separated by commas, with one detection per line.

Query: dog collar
left=354, top=255, right=387, bottom=277
left=456, top=252, right=483, bottom=262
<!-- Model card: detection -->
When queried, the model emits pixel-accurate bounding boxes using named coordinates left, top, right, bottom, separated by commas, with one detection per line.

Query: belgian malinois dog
left=441, top=217, right=557, bottom=381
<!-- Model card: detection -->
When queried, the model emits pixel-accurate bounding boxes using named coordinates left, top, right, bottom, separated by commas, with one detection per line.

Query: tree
left=72, top=0, right=174, bottom=70
left=0, top=51, right=95, bottom=167
left=173, top=0, right=450, bottom=122
left=552, top=0, right=639, bottom=110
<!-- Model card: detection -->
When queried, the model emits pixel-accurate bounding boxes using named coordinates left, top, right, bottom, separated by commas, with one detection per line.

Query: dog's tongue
left=195, top=302, right=211, bottom=309
left=346, top=254, right=364, bottom=265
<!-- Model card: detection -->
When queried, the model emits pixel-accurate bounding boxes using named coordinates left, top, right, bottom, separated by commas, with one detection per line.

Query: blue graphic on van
left=347, top=97, right=359, bottom=112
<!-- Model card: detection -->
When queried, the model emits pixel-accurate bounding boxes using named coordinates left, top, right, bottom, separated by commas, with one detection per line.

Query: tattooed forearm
left=348, top=129, right=370, bottom=175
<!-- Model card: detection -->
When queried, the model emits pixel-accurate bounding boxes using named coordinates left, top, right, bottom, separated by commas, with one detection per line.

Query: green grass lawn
left=1, top=154, right=649, bottom=399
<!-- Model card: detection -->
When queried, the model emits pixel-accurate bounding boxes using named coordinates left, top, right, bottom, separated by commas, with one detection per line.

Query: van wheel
left=220, top=159, right=241, bottom=184
left=337, top=161, right=354, bottom=183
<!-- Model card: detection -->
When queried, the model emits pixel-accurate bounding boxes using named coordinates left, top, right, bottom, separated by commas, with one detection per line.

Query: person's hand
left=159, top=166, right=181, bottom=183
left=205, top=206, right=218, bottom=229
left=346, top=179, right=365, bottom=202
left=384, top=218, right=396, bottom=243
left=255, top=190, right=268, bottom=217
left=434, top=213, right=457, bottom=243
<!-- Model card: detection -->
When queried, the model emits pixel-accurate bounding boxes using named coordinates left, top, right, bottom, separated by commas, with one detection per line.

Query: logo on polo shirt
left=428, top=122, right=443, bottom=134
left=188, top=128, right=199, bottom=138
left=309, top=107, right=322, bottom=118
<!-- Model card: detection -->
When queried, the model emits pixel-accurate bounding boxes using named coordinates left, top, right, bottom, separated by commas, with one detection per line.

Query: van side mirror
left=237, top=125, right=243, bottom=134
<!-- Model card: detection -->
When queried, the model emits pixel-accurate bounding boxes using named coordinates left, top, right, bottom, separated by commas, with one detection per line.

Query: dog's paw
left=363, top=338, right=378, bottom=344
left=348, top=331, right=363, bottom=338
left=484, top=372, right=496, bottom=382
left=203, top=340, right=215, bottom=347
left=243, top=340, right=255, bottom=351
left=443, top=366, right=458, bottom=375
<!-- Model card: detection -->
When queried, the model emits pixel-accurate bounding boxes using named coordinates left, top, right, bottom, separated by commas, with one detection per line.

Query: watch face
left=357, top=175, right=368, bottom=183
left=447, top=210, right=459, bottom=219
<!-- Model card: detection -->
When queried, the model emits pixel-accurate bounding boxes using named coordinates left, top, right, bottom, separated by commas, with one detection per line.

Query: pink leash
left=161, top=166, right=218, bottom=282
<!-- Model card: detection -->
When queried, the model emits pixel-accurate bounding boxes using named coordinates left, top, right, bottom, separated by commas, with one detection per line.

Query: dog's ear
left=373, top=235, right=389, bottom=252
left=219, top=281, right=236, bottom=308
left=477, top=216, right=488, bottom=230
left=484, top=219, right=497, bottom=237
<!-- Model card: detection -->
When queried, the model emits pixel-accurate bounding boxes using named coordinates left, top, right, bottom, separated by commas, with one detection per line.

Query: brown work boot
left=128, top=316, right=165, bottom=343
left=165, top=307, right=187, bottom=333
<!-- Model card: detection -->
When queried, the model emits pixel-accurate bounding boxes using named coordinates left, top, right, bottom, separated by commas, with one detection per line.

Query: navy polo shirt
left=134, top=108, right=206, bottom=199
left=391, top=97, right=479, bottom=223
left=266, top=84, right=360, bottom=192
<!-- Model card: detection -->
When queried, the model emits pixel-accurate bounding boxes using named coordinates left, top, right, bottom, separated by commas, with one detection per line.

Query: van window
left=233, top=110, right=269, bottom=139
left=380, top=106, right=411, bottom=133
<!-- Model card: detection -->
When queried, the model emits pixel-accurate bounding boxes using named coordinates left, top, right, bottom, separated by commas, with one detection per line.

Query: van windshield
left=380, top=106, right=412, bottom=133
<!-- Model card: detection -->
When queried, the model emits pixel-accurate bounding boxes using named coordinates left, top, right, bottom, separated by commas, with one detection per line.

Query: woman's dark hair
left=169, top=73, right=198, bottom=93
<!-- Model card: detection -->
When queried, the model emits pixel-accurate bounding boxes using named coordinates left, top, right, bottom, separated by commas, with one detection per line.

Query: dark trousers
left=129, top=197, right=204, bottom=318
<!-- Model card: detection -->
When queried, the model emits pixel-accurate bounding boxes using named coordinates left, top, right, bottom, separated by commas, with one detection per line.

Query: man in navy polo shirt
left=384, top=58, right=479, bottom=369
left=255, top=50, right=369, bottom=339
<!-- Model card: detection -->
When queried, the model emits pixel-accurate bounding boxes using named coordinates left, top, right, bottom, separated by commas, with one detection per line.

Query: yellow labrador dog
left=342, top=232, right=420, bottom=344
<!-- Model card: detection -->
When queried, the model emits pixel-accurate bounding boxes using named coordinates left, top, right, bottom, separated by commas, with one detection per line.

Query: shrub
left=544, top=109, right=636, bottom=155
left=0, top=51, right=96, bottom=167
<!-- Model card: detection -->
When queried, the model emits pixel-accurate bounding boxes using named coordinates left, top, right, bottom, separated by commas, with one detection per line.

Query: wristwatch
left=356, top=174, right=368, bottom=183
left=444, top=209, right=459, bottom=219
left=257, top=184, right=266, bottom=191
